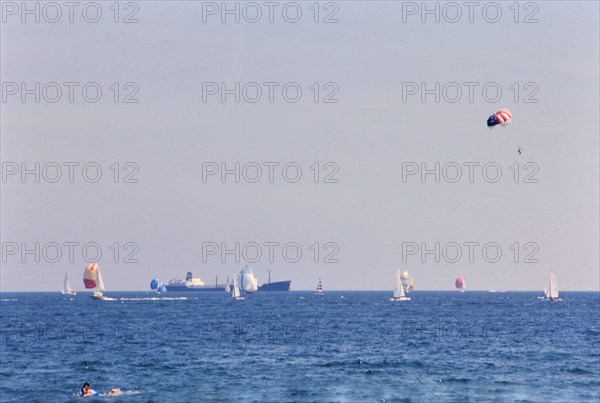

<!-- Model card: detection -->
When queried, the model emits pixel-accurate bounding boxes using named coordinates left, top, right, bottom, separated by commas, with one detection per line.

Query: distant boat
left=165, top=272, right=226, bottom=292
left=257, top=270, right=291, bottom=291
left=538, top=286, right=549, bottom=300
left=225, top=276, right=231, bottom=293
left=258, top=280, right=291, bottom=291
left=455, top=275, right=466, bottom=292
left=83, top=262, right=110, bottom=300
left=61, top=273, right=76, bottom=295
left=548, top=271, right=560, bottom=301
left=232, top=276, right=244, bottom=301
left=391, top=269, right=410, bottom=301
left=314, top=278, right=325, bottom=295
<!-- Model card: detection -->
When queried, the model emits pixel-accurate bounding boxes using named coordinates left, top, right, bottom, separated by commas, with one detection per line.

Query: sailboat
left=232, top=276, right=244, bottom=300
left=391, top=269, right=410, bottom=301
left=61, top=273, right=76, bottom=295
left=314, top=278, right=324, bottom=295
left=538, top=285, right=549, bottom=300
left=548, top=271, right=560, bottom=301
left=83, top=262, right=111, bottom=300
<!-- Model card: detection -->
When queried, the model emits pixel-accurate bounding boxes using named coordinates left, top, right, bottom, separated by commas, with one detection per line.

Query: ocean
left=1, top=291, right=599, bottom=402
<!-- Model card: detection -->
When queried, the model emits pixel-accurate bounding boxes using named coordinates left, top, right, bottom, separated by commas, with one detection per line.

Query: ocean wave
left=102, top=390, right=142, bottom=396
left=118, top=297, right=188, bottom=301
left=320, top=358, right=420, bottom=370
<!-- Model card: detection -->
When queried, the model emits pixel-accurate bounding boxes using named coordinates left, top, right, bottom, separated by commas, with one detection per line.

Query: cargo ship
left=165, top=272, right=227, bottom=292
left=257, top=270, right=291, bottom=292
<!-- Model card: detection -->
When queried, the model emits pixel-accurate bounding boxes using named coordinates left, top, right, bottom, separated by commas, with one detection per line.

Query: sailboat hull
left=390, top=297, right=411, bottom=301
left=91, top=294, right=115, bottom=301
left=91, top=291, right=114, bottom=301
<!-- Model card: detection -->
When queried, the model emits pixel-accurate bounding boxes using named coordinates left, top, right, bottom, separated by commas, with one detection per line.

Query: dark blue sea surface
left=1, top=291, right=599, bottom=402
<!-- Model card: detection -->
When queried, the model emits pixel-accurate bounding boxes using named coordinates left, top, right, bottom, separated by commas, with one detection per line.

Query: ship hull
left=258, top=281, right=291, bottom=291
left=165, top=285, right=225, bottom=292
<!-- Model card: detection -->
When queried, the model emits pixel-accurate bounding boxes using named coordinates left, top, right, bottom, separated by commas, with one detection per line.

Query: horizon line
left=1, top=289, right=599, bottom=293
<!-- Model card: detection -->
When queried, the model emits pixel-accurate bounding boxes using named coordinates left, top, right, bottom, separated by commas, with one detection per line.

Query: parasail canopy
left=487, top=108, right=512, bottom=128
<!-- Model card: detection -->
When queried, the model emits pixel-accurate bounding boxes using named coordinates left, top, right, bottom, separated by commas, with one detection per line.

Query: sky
left=1, top=1, right=598, bottom=291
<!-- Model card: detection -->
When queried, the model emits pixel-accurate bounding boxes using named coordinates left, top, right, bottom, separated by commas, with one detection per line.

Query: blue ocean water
left=1, top=291, right=599, bottom=402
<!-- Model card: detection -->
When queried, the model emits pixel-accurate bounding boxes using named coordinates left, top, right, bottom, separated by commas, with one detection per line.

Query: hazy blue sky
left=1, top=1, right=598, bottom=291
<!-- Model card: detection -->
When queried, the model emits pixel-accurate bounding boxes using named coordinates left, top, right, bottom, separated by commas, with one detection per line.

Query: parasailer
left=486, top=108, right=523, bottom=155
left=487, top=108, right=512, bottom=128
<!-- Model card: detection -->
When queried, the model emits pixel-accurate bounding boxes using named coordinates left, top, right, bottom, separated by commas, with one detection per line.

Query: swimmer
left=74, top=383, right=121, bottom=397
left=105, top=388, right=122, bottom=396
left=74, top=383, right=97, bottom=397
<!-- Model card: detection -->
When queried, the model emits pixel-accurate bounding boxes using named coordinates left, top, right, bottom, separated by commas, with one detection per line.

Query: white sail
left=97, top=267, right=106, bottom=293
left=232, top=276, right=243, bottom=300
left=62, top=273, right=76, bottom=295
left=238, top=266, right=258, bottom=293
left=394, top=270, right=402, bottom=298
left=549, top=271, right=559, bottom=300
left=400, top=270, right=415, bottom=292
